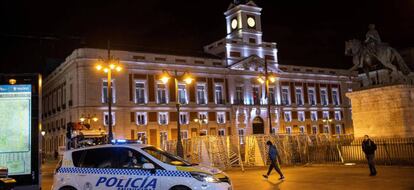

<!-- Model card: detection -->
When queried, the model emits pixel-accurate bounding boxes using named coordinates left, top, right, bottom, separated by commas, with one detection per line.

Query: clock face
left=247, top=17, right=256, bottom=28
left=231, top=18, right=238, bottom=29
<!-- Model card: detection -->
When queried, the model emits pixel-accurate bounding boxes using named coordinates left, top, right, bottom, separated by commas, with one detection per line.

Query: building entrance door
left=252, top=116, right=265, bottom=134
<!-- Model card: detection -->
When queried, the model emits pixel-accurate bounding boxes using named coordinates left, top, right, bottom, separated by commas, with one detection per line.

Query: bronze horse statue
left=345, top=39, right=410, bottom=85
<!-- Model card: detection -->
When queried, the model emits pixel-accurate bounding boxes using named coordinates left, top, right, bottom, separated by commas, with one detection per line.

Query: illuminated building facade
left=41, top=1, right=354, bottom=155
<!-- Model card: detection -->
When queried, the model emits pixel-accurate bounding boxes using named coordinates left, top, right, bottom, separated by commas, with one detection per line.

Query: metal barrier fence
left=165, top=135, right=414, bottom=169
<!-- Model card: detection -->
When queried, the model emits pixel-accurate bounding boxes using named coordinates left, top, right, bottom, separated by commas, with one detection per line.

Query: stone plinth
left=346, top=85, right=414, bottom=137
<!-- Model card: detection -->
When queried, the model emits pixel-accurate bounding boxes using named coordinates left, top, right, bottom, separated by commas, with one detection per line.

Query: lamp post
left=257, top=59, right=277, bottom=134
left=95, top=41, right=122, bottom=143
left=41, top=131, right=46, bottom=164
left=160, top=70, right=193, bottom=158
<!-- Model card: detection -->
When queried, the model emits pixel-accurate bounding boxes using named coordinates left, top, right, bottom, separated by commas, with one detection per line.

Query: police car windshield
left=142, top=147, right=192, bottom=166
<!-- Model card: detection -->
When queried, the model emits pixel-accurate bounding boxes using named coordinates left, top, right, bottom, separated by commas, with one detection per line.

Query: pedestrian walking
left=362, top=135, right=377, bottom=176
left=263, top=141, right=285, bottom=180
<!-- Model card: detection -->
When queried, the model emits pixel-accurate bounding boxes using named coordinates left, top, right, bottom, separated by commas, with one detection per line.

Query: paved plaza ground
left=41, top=160, right=414, bottom=190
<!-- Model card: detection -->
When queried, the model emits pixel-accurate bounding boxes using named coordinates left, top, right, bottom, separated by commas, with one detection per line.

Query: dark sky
left=1, top=0, right=413, bottom=75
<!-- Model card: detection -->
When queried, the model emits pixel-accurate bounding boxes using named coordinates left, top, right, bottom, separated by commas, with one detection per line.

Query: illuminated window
left=217, top=112, right=226, bottom=124
left=215, top=84, right=224, bottom=104
left=312, top=125, right=318, bottom=134
left=332, top=88, right=340, bottom=106
left=103, top=112, right=115, bottom=126
left=180, top=130, right=188, bottom=139
left=299, top=126, right=305, bottom=134
left=235, top=86, right=244, bottom=104
left=334, top=111, right=341, bottom=121
left=336, top=125, right=342, bottom=134
left=323, top=125, right=330, bottom=134
left=136, top=112, right=147, bottom=125
left=135, top=81, right=146, bottom=104
left=308, top=88, right=316, bottom=106
left=137, top=132, right=146, bottom=143
left=295, top=88, right=304, bottom=106
left=159, top=112, right=168, bottom=125
left=178, top=84, right=188, bottom=104
left=284, top=111, right=292, bottom=122
left=298, top=111, right=305, bottom=122
left=320, top=88, right=328, bottom=106
left=281, top=86, right=290, bottom=105
left=286, top=126, right=292, bottom=134
left=179, top=112, right=188, bottom=125
left=252, top=86, right=260, bottom=105
left=102, top=80, right=116, bottom=103
left=157, top=83, right=168, bottom=104
left=218, top=129, right=225, bottom=136
left=196, top=84, right=207, bottom=105
left=198, top=112, right=208, bottom=123
left=323, top=111, right=329, bottom=119
left=311, top=111, right=318, bottom=121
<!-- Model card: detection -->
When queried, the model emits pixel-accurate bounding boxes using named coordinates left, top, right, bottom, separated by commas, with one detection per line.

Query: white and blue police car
left=52, top=143, right=232, bottom=190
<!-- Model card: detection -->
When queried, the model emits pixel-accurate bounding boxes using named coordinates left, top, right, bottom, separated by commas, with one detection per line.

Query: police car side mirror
left=142, top=163, right=155, bottom=170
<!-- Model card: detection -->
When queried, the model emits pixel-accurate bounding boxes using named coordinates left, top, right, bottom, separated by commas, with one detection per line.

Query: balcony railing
left=216, top=99, right=225, bottom=105
left=158, top=98, right=167, bottom=104
left=197, top=99, right=207, bottom=105
left=136, top=98, right=146, bottom=104
left=233, top=99, right=244, bottom=105
left=179, top=98, right=187, bottom=105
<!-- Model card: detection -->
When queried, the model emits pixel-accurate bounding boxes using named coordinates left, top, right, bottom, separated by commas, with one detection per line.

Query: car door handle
left=78, top=174, right=87, bottom=177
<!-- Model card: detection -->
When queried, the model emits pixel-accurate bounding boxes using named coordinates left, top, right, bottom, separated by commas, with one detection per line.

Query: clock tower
left=204, top=1, right=277, bottom=67
left=225, top=0, right=263, bottom=44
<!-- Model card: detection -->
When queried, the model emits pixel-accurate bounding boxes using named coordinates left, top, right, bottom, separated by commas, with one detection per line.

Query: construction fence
left=164, top=135, right=414, bottom=170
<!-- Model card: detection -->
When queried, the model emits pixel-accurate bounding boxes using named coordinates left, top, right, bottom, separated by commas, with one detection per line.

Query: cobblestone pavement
left=41, top=161, right=414, bottom=190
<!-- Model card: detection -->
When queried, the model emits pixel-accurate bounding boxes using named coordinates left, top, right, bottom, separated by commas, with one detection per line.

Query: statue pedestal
left=346, top=84, right=414, bottom=137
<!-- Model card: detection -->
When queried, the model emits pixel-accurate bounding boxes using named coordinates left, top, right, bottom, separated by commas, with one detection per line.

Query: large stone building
left=41, top=1, right=355, bottom=155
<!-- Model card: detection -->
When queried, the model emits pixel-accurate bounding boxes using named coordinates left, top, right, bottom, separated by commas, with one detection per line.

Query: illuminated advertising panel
left=0, top=84, right=32, bottom=175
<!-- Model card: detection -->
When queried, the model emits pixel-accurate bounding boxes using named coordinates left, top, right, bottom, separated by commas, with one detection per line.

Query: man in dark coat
left=362, top=135, right=377, bottom=176
left=263, top=141, right=285, bottom=180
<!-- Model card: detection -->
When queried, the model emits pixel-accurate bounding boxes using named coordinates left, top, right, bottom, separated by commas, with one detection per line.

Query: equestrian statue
left=345, top=24, right=411, bottom=85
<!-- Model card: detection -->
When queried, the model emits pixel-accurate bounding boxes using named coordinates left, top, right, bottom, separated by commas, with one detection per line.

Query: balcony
left=158, top=98, right=167, bottom=105
left=197, top=99, right=207, bottom=105
left=216, top=99, right=225, bottom=105
left=179, top=98, right=187, bottom=105
left=136, top=98, right=146, bottom=104
left=233, top=99, right=244, bottom=105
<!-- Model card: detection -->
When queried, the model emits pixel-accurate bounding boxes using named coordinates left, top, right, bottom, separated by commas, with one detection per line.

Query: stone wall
left=346, top=85, right=414, bottom=137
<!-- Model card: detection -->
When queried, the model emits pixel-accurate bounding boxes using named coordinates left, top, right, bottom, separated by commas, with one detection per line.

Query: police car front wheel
left=59, top=186, right=77, bottom=190
left=170, top=185, right=191, bottom=190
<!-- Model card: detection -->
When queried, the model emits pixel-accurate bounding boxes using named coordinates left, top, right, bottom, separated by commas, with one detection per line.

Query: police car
left=52, top=143, right=232, bottom=190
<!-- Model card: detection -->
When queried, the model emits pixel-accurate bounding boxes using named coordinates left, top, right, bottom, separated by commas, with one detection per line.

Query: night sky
left=1, top=0, right=413, bottom=75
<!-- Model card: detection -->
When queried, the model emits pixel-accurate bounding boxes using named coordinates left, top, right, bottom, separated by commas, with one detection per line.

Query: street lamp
left=194, top=118, right=208, bottom=130
left=95, top=41, right=122, bottom=143
left=256, top=59, right=278, bottom=134
left=322, top=118, right=333, bottom=134
left=79, top=114, right=99, bottom=129
left=160, top=70, right=193, bottom=158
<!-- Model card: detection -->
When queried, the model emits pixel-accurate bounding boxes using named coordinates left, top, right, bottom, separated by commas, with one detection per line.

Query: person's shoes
left=262, top=175, right=268, bottom=179
left=279, top=176, right=285, bottom=180
left=369, top=173, right=377, bottom=176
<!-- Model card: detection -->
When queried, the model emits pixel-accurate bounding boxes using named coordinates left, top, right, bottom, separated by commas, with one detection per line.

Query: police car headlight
left=190, top=172, right=220, bottom=183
